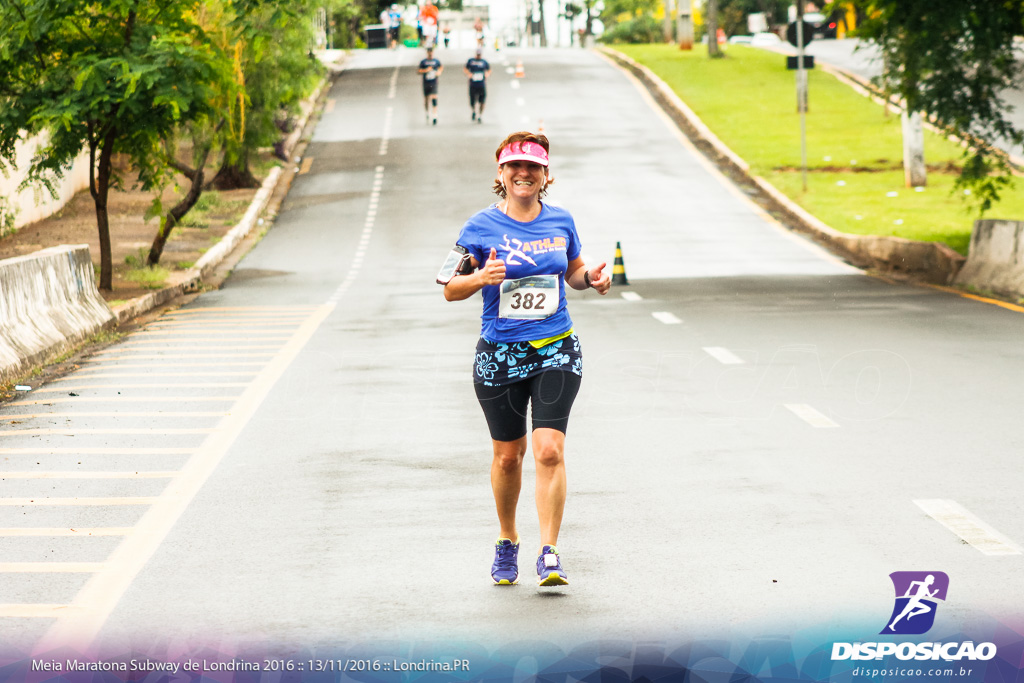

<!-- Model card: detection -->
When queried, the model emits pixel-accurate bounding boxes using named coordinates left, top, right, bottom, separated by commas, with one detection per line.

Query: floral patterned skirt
left=473, top=333, right=583, bottom=387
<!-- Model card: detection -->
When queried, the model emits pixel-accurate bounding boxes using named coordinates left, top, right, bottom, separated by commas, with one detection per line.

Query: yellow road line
left=166, top=307, right=321, bottom=313
left=325, top=98, right=336, bottom=112
left=0, top=472, right=176, bottom=479
left=146, top=321, right=305, bottom=327
left=0, top=412, right=229, bottom=419
left=299, top=157, right=314, bottom=174
left=0, top=497, right=157, bottom=506
left=0, top=604, right=83, bottom=618
left=9, top=397, right=241, bottom=406
left=90, top=353, right=275, bottom=359
left=38, top=304, right=335, bottom=651
left=0, top=428, right=213, bottom=436
left=0, top=528, right=131, bottom=536
left=78, top=362, right=268, bottom=368
left=135, top=330, right=296, bottom=336
left=117, top=338, right=290, bottom=344
left=31, top=384, right=250, bottom=393
left=0, top=563, right=104, bottom=573
left=923, top=284, right=1024, bottom=313
left=0, top=448, right=192, bottom=455
left=52, top=372, right=258, bottom=379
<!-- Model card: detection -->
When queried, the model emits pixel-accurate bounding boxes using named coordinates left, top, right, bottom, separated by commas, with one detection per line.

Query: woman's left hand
left=588, top=263, right=611, bottom=295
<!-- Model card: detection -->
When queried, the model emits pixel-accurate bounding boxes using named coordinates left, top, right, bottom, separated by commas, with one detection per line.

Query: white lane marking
left=378, top=106, right=394, bottom=156
left=32, top=384, right=250, bottom=393
left=620, top=291, right=643, bottom=301
left=0, top=604, right=84, bottom=618
left=914, top=499, right=1023, bottom=556
left=652, top=311, right=682, bottom=325
left=510, top=79, right=521, bottom=90
left=703, top=347, right=745, bottom=365
left=328, top=166, right=384, bottom=304
left=0, top=528, right=131, bottom=537
left=37, top=305, right=336, bottom=652
left=0, top=498, right=157, bottom=506
left=0, top=472, right=175, bottom=479
left=0, top=412, right=228, bottom=419
left=0, top=448, right=191, bottom=455
left=388, top=63, right=399, bottom=99
left=0, top=563, right=103, bottom=573
left=0, top=428, right=212, bottom=436
left=9, top=397, right=241, bottom=406
left=56, top=372, right=258, bottom=379
left=783, top=403, right=839, bottom=428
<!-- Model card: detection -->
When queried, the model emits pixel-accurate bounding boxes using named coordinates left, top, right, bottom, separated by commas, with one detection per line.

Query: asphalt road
left=2, top=46, right=1023, bottom=666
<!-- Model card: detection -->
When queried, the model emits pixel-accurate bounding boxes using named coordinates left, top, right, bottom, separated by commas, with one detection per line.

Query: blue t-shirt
left=465, top=58, right=490, bottom=86
left=457, top=203, right=582, bottom=343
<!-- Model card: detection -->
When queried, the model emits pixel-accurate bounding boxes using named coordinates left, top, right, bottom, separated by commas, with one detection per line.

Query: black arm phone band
left=436, top=244, right=473, bottom=285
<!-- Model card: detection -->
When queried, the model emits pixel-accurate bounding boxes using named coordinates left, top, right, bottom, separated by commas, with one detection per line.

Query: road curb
left=598, top=46, right=966, bottom=284
left=109, top=70, right=337, bottom=326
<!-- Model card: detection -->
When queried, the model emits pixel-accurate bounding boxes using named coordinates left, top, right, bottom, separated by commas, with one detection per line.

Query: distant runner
left=463, top=47, right=491, bottom=124
left=418, top=47, right=443, bottom=125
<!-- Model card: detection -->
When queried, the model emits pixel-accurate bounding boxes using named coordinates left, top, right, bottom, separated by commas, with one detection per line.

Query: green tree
left=209, top=1, right=324, bottom=189
left=844, top=0, right=1024, bottom=213
left=0, top=0, right=232, bottom=290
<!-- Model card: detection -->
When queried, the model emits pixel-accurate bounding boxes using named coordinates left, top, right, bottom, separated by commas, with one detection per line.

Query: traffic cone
left=612, top=241, right=629, bottom=285
left=515, top=59, right=525, bottom=78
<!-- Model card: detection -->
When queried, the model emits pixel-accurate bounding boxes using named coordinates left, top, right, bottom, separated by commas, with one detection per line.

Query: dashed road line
left=0, top=472, right=176, bottom=479
left=914, top=499, right=1023, bottom=556
left=0, top=563, right=104, bottom=573
left=703, top=347, right=745, bottom=365
left=0, top=605, right=85, bottom=618
left=620, top=291, right=643, bottom=301
left=783, top=403, right=839, bottom=428
left=652, top=311, right=682, bottom=325
left=0, top=498, right=158, bottom=506
left=0, top=528, right=132, bottom=537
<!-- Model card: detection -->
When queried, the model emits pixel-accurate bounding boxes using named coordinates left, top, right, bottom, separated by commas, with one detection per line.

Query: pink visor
left=498, top=141, right=549, bottom=167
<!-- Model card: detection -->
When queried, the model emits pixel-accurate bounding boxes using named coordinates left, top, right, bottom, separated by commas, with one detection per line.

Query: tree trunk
left=149, top=147, right=212, bottom=266
left=664, top=0, right=673, bottom=43
left=92, top=129, right=117, bottom=291
left=706, top=0, right=721, bottom=57
left=538, top=0, right=547, bottom=47
left=209, top=148, right=259, bottom=190
left=902, top=110, right=927, bottom=187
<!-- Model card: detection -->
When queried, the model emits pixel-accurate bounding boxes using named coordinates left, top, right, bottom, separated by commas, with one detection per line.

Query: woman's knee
left=533, top=432, right=565, bottom=468
left=492, top=440, right=527, bottom=472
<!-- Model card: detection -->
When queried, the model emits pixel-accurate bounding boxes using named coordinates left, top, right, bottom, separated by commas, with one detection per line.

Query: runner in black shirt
left=418, top=47, right=443, bottom=125
left=463, top=48, right=491, bottom=124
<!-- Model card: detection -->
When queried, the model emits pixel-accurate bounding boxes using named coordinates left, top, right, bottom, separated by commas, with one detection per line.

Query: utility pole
left=677, top=0, right=693, bottom=49
left=796, top=1, right=808, bottom=192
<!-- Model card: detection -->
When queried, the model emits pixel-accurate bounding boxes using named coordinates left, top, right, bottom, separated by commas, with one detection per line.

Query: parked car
left=750, top=32, right=782, bottom=46
left=803, top=11, right=838, bottom=39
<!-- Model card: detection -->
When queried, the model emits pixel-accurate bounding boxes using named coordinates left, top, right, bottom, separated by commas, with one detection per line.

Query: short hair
left=492, top=131, right=554, bottom=199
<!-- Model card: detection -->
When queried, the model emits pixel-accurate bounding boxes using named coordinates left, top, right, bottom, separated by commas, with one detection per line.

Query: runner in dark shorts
left=417, top=47, right=442, bottom=125
left=463, top=47, right=491, bottom=124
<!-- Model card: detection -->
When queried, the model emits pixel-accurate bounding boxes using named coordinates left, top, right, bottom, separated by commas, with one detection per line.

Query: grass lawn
left=613, top=43, right=1024, bottom=255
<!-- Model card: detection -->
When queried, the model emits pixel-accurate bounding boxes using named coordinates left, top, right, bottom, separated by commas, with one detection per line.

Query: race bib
left=498, top=275, right=559, bottom=320
left=426, top=69, right=437, bottom=80
left=471, top=72, right=484, bottom=82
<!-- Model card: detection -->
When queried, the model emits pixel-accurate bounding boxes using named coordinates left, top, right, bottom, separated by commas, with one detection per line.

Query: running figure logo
left=500, top=234, right=537, bottom=266
left=881, top=571, right=949, bottom=635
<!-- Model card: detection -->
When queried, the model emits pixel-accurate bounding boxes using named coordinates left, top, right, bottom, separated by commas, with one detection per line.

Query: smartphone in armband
left=436, top=244, right=472, bottom=285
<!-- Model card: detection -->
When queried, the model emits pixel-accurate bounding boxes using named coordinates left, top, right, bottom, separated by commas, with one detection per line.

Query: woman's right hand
left=480, top=247, right=506, bottom=285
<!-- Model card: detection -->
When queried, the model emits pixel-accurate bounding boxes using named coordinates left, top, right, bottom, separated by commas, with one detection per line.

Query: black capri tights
left=474, top=371, right=582, bottom=442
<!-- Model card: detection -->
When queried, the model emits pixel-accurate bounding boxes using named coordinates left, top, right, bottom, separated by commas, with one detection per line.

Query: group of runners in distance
left=418, top=45, right=491, bottom=126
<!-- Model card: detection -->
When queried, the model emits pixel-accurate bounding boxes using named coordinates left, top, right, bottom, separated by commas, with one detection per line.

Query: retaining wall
left=1, top=133, right=91, bottom=233
left=954, top=220, right=1024, bottom=299
left=0, top=245, right=114, bottom=384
